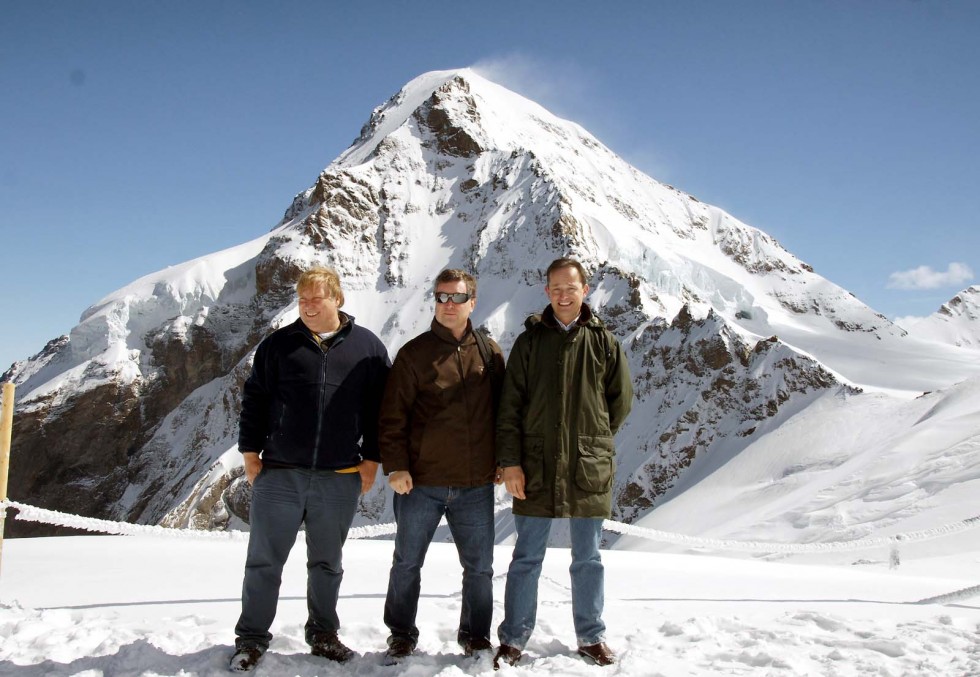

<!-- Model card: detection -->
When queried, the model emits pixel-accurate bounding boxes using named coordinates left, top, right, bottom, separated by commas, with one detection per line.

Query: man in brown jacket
left=379, top=268, right=505, bottom=663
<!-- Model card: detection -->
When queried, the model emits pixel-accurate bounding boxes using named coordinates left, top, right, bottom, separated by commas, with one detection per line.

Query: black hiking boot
left=463, top=637, right=494, bottom=657
left=383, top=635, right=416, bottom=665
left=310, top=631, right=355, bottom=663
left=228, top=645, right=264, bottom=672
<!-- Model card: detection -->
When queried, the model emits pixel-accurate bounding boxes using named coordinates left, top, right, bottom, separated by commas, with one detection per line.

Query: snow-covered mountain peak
left=941, top=284, right=980, bottom=318
left=338, top=69, right=590, bottom=167
left=12, top=67, right=963, bottom=402
left=905, top=285, right=980, bottom=349
left=4, top=68, right=980, bottom=542
left=266, top=69, right=973, bottom=394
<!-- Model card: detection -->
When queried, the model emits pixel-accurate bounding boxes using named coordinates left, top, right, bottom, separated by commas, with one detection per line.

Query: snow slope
left=1, top=533, right=978, bottom=676
left=618, top=376, right=980, bottom=563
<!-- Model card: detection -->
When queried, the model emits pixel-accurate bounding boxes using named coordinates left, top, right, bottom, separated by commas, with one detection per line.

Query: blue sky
left=2, top=0, right=978, bottom=371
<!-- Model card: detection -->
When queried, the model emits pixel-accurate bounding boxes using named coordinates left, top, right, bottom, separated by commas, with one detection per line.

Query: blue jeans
left=234, top=467, right=361, bottom=650
left=497, top=515, right=606, bottom=649
left=384, top=484, right=495, bottom=646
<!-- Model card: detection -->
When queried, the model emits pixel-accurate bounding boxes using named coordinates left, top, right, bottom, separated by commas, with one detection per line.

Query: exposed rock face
left=414, top=77, right=484, bottom=158
left=5, top=376, right=141, bottom=536
left=162, top=465, right=250, bottom=530
left=5, top=300, right=261, bottom=535
left=613, top=307, right=849, bottom=524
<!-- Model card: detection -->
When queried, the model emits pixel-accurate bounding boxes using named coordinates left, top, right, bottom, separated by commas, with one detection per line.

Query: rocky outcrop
left=6, top=292, right=262, bottom=535
left=413, top=76, right=484, bottom=158
left=6, top=378, right=142, bottom=536
left=162, top=464, right=250, bottom=531
left=614, top=307, right=848, bottom=524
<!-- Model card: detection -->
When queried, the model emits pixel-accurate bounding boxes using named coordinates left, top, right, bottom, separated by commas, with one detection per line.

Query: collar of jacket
left=527, top=303, right=599, bottom=331
left=430, top=317, right=474, bottom=345
left=285, top=312, right=354, bottom=342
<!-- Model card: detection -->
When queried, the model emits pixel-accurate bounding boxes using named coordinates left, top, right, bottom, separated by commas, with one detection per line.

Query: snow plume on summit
left=3, top=69, right=980, bottom=547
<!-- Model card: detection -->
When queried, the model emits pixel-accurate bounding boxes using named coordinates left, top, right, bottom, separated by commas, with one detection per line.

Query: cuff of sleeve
left=381, top=461, right=409, bottom=475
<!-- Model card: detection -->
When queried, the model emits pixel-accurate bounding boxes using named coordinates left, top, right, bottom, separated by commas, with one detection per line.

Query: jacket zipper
left=454, top=342, right=474, bottom=484
left=312, top=336, right=330, bottom=469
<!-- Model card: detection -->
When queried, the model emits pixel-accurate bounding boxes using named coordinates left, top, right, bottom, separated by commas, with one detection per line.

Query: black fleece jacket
left=238, top=314, right=390, bottom=469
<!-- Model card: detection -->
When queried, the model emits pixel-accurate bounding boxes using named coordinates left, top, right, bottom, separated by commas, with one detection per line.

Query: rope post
left=0, top=382, right=15, bottom=577
left=889, top=535, right=903, bottom=570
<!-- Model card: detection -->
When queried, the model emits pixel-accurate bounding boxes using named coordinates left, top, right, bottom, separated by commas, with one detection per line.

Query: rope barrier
left=1, top=500, right=248, bottom=541
left=601, top=514, right=980, bottom=554
left=0, top=500, right=503, bottom=542
left=3, top=499, right=979, bottom=555
left=914, top=584, right=980, bottom=606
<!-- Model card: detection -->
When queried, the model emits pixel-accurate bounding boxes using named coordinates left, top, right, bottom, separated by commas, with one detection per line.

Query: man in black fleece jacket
left=230, top=267, right=390, bottom=673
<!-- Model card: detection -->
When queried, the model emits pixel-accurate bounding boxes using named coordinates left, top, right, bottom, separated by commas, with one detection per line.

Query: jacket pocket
left=523, top=436, right=545, bottom=492
left=575, top=435, right=615, bottom=493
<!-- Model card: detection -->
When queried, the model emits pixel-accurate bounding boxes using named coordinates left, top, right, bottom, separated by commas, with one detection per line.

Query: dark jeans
left=234, top=467, right=361, bottom=650
left=384, top=484, right=495, bottom=646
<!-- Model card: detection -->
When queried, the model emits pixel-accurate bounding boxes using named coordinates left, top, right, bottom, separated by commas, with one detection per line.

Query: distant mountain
left=902, top=285, right=980, bottom=349
left=4, top=69, right=979, bottom=542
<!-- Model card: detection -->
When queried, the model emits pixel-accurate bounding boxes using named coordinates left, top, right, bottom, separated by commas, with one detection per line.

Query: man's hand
left=358, top=460, right=380, bottom=495
left=388, top=470, right=414, bottom=495
left=242, top=452, right=262, bottom=485
left=494, top=466, right=504, bottom=485
left=501, top=465, right=526, bottom=500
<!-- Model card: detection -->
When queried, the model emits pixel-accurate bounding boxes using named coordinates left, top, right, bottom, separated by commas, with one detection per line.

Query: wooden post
left=0, top=382, right=15, bottom=577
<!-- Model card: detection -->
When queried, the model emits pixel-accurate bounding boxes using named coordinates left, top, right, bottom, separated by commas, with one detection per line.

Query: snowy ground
left=1, top=532, right=978, bottom=676
left=3, top=375, right=979, bottom=676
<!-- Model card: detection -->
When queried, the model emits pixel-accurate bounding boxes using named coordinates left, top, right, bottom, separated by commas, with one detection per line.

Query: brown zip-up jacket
left=379, top=319, right=505, bottom=487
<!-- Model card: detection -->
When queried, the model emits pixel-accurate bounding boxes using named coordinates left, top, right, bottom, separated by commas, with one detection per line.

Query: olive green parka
left=496, top=303, right=633, bottom=518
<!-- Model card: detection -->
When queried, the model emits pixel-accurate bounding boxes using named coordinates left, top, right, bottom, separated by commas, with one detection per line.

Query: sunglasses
left=435, top=292, right=471, bottom=304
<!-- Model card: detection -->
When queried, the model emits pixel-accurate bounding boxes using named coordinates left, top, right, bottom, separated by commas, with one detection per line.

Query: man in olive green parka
left=494, top=258, right=633, bottom=669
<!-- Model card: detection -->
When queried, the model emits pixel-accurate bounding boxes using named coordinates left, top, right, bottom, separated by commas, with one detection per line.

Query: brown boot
left=578, top=642, right=616, bottom=666
left=493, top=644, right=522, bottom=670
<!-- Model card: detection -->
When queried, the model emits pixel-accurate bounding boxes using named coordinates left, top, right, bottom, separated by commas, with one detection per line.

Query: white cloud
left=892, top=315, right=926, bottom=330
left=886, top=262, right=974, bottom=290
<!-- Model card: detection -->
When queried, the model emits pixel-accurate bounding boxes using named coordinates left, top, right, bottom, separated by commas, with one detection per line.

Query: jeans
left=497, top=515, right=606, bottom=649
left=384, top=484, right=495, bottom=646
left=234, top=467, right=361, bottom=650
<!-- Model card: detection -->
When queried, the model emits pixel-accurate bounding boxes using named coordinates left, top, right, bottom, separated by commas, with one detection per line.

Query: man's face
left=297, top=282, right=341, bottom=334
left=434, top=279, right=475, bottom=335
left=546, top=266, right=589, bottom=324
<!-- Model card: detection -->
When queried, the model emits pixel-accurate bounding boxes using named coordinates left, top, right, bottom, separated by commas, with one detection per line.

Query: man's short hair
left=434, top=268, right=477, bottom=297
left=546, top=258, right=589, bottom=286
left=296, top=267, right=345, bottom=307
